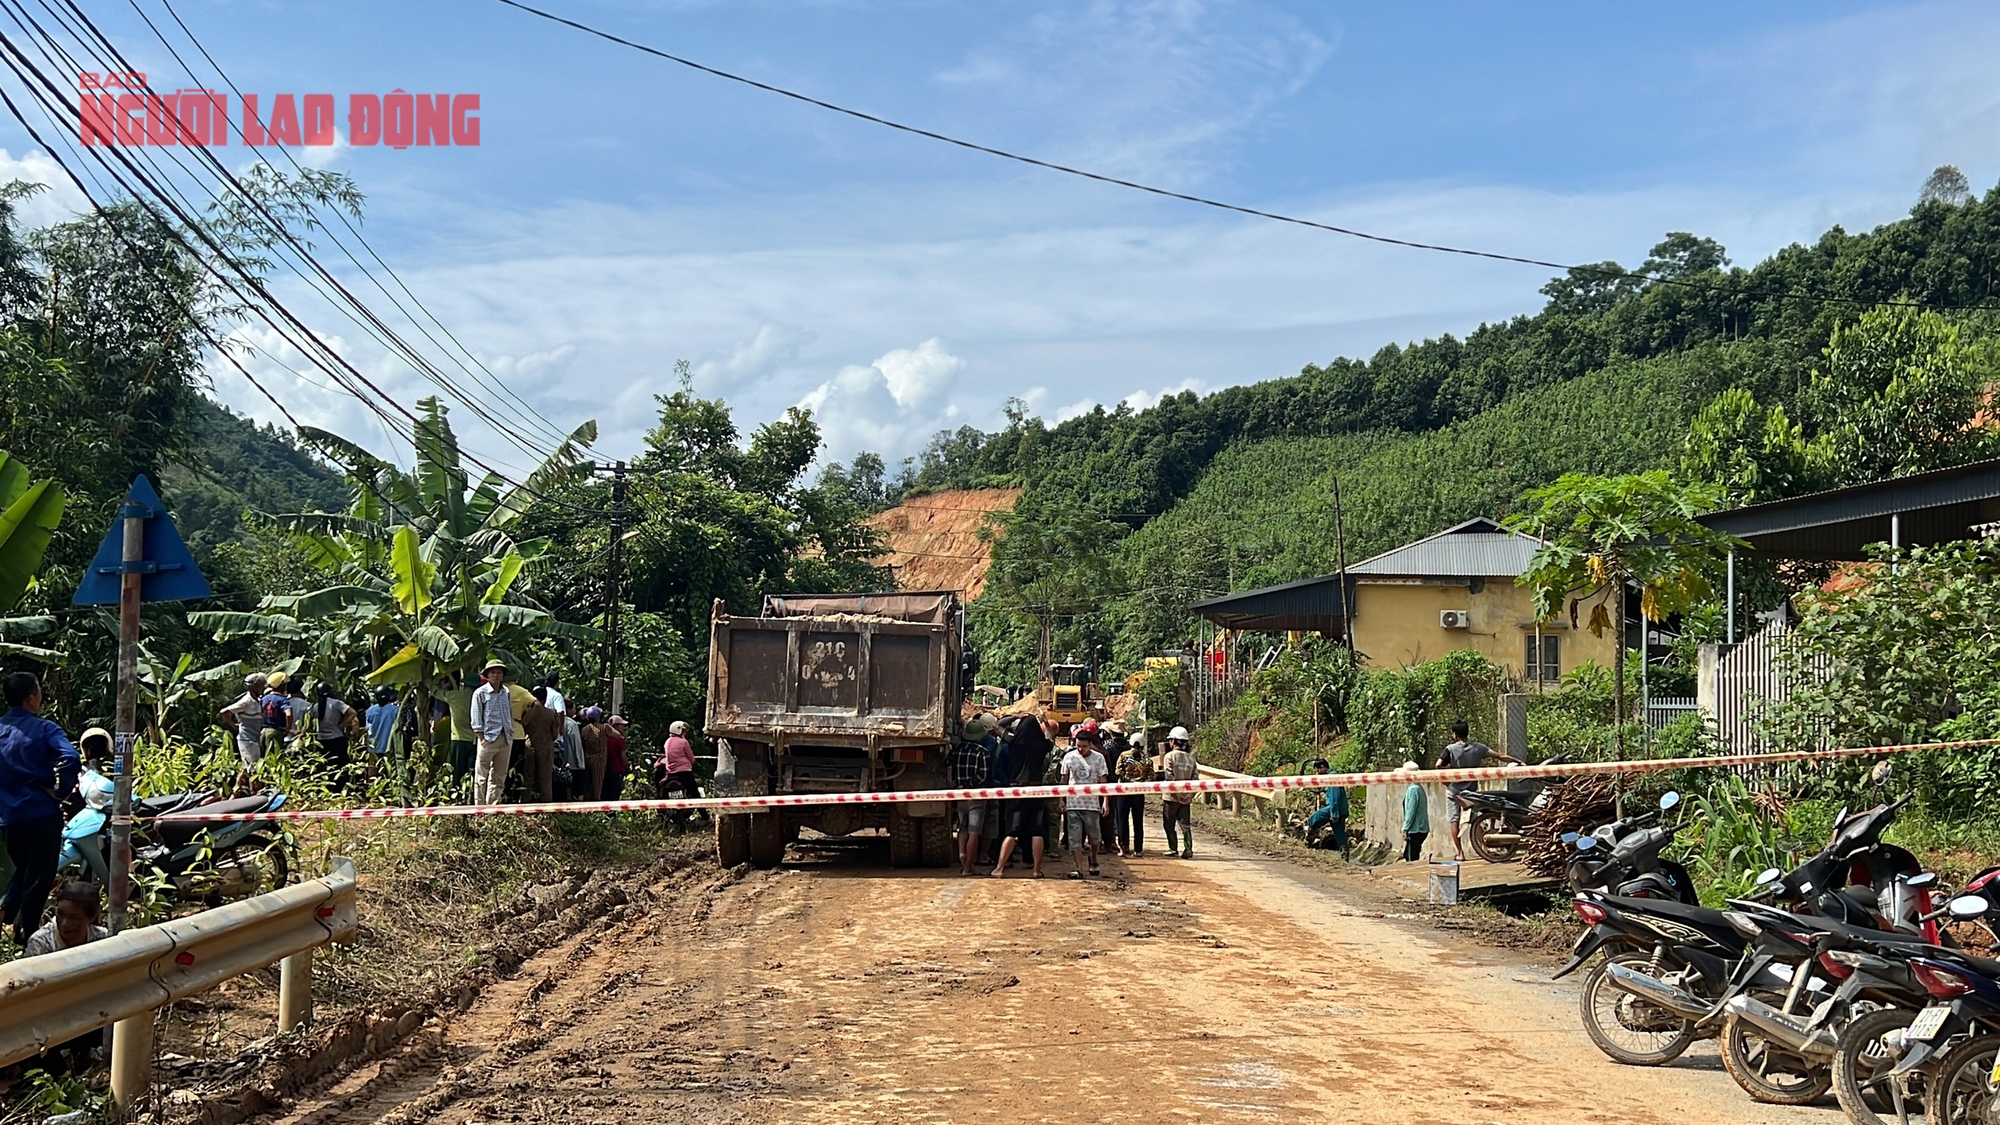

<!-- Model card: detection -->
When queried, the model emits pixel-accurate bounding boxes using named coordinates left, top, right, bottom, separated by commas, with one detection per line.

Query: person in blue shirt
left=365, top=687, right=400, bottom=762
left=0, top=671, right=79, bottom=943
left=1302, top=758, right=1349, bottom=855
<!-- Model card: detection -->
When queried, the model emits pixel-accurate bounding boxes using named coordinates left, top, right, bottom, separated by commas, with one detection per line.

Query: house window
left=1525, top=634, right=1560, bottom=683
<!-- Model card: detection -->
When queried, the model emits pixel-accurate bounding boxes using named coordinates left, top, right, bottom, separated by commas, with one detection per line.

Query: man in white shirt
left=1059, top=727, right=1110, bottom=878
left=470, top=660, right=513, bottom=806
left=218, top=673, right=267, bottom=793
left=542, top=672, right=567, bottom=718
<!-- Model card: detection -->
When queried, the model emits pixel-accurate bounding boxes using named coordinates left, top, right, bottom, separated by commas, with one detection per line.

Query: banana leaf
left=390, top=526, right=435, bottom=615
left=0, top=479, right=63, bottom=610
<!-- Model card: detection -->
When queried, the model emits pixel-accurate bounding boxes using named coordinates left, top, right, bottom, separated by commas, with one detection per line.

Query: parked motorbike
left=1556, top=891, right=1750, bottom=1065
left=1706, top=896, right=1953, bottom=1107
left=1747, top=796, right=1930, bottom=931
left=61, top=778, right=293, bottom=904
left=1457, top=755, right=1568, bottom=863
left=59, top=769, right=218, bottom=884
left=1563, top=791, right=1698, bottom=904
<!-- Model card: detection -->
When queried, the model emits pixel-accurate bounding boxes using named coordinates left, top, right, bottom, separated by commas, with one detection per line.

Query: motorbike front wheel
left=1925, top=1033, right=2000, bottom=1125
left=1578, top=949, right=1697, bottom=1066
left=1835, top=1006, right=1927, bottom=1125
left=1721, top=1009, right=1833, bottom=1105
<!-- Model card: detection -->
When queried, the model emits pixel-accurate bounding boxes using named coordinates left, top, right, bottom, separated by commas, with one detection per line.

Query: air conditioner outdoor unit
left=1439, top=610, right=1470, bottom=630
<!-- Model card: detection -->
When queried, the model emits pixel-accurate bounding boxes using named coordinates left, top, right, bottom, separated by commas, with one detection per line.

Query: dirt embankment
left=866, top=488, right=1020, bottom=599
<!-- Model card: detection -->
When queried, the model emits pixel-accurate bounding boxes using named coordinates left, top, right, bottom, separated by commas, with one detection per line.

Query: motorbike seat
left=158, top=793, right=272, bottom=820
left=1768, top=908, right=1933, bottom=948
left=136, top=793, right=204, bottom=816
left=1605, top=894, right=1728, bottom=928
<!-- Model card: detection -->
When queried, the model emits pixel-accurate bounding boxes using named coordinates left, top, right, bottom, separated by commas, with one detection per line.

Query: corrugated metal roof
left=1188, top=574, right=1350, bottom=632
left=1699, top=457, right=2000, bottom=560
left=1188, top=516, right=1542, bottom=630
left=1348, top=517, right=1543, bottom=578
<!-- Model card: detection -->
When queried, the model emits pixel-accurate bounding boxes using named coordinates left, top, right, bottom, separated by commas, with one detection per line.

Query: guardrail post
left=279, top=949, right=312, bottom=1031
left=110, top=1011, right=154, bottom=1112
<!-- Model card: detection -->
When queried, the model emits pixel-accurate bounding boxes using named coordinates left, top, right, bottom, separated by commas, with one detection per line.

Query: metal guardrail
left=0, top=857, right=357, bottom=1096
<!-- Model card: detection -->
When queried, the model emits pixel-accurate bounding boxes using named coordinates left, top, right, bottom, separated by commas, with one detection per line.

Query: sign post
left=72, top=476, right=209, bottom=1116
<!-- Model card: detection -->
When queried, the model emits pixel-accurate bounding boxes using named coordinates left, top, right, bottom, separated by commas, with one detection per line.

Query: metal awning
left=1188, top=573, right=1351, bottom=632
left=1699, top=458, right=2000, bottom=561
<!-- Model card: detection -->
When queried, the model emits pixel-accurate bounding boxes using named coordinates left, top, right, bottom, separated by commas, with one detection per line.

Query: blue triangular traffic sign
left=72, top=476, right=212, bottom=605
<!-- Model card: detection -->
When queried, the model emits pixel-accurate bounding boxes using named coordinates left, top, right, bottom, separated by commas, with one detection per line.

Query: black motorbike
left=1746, top=796, right=1928, bottom=928
left=1456, top=755, right=1568, bottom=863
left=1563, top=791, right=1698, bottom=904
left=1556, top=892, right=1751, bottom=1065
left=1560, top=794, right=1940, bottom=1070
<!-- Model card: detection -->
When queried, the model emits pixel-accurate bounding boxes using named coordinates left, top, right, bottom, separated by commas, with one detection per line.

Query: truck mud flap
left=901, top=801, right=948, bottom=818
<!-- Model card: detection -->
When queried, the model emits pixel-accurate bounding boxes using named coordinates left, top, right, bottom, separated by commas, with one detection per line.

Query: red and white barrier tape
left=165, top=736, right=2000, bottom=821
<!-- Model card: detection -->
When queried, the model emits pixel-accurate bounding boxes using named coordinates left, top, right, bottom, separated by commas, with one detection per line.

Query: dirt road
left=264, top=839, right=1838, bottom=1124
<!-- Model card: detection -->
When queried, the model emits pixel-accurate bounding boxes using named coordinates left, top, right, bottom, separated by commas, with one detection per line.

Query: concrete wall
left=1364, top=780, right=1482, bottom=863
left=1349, top=579, right=1618, bottom=681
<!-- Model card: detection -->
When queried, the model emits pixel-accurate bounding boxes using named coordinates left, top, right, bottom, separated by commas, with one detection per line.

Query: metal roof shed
left=1187, top=518, right=1544, bottom=632
left=1187, top=573, right=1352, bottom=633
left=1698, top=457, right=2000, bottom=561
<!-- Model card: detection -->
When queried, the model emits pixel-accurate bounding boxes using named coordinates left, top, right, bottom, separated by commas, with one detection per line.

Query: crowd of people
left=214, top=659, right=701, bottom=812
left=939, top=712, right=1508, bottom=872
left=948, top=714, right=1200, bottom=879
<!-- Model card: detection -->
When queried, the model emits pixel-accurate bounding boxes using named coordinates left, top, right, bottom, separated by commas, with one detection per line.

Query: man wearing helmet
left=1159, top=726, right=1198, bottom=859
left=657, top=721, right=699, bottom=827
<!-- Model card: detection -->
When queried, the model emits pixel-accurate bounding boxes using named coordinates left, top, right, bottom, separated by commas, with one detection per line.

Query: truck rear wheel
left=748, top=812, right=785, bottom=868
left=716, top=813, right=750, bottom=868
left=889, top=808, right=922, bottom=867
left=921, top=815, right=954, bottom=867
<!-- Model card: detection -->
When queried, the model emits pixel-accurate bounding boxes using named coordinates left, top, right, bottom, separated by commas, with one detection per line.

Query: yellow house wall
left=1348, top=580, right=1619, bottom=681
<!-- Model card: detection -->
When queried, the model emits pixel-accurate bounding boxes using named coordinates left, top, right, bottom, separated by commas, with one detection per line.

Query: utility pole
left=1331, top=476, right=1355, bottom=655
left=601, top=461, right=628, bottom=702
left=110, top=499, right=142, bottom=930
left=71, top=477, right=210, bottom=1118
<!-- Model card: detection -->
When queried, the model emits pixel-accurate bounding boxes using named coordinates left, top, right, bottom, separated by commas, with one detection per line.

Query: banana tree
left=191, top=398, right=601, bottom=789
left=137, top=647, right=246, bottom=745
left=0, top=448, right=65, bottom=658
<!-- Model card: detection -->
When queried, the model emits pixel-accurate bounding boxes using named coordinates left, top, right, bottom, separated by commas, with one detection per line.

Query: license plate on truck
left=1908, top=1006, right=1950, bottom=1042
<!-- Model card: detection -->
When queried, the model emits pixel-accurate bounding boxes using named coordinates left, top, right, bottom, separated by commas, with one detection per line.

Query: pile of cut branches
left=1522, top=775, right=1619, bottom=878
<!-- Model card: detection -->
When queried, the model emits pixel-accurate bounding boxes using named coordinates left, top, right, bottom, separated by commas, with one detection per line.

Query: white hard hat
left=1168, top=726, right=1191, bottom=742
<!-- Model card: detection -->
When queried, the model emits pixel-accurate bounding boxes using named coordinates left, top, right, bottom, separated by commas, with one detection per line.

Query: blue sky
left=5, top=1, right=2000, bottom=474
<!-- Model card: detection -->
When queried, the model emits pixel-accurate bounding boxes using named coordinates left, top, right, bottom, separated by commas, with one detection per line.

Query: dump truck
left=704, top=591, right=973, bottom=868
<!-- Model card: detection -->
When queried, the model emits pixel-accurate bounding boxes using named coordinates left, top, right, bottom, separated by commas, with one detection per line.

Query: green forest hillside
left=904, top=184, right=2000, bottom=682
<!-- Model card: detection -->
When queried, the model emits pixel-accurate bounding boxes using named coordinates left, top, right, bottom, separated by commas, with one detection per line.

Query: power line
left=490, top=0, right=1987, bottom=312
left=0, top=22, right=608, bottom=519
left=137, top=0, right=585, bottom=456
left=38, top=0, right=572, bottom=474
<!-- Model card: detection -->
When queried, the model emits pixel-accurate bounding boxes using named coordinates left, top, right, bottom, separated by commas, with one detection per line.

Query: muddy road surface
left=263, top=840, right=1834, bottom=1124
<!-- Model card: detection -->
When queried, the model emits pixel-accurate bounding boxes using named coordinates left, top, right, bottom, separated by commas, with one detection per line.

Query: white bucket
left=1428, top=861, right=1460, bottom=905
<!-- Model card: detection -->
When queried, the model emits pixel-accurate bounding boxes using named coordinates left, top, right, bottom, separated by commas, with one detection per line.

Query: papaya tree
left=191, top=398, right=600, bottom=789
left=1503, top=471, right=1739, bottom=756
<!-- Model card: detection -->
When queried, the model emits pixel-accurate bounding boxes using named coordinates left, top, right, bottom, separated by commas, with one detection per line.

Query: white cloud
left=189, top=0, right=2000, bottom=478
left=0, top=149, right=89, bottom=227
left=1121, top=378, right=1207, bottom=413
left=797, top=338, right=978, bottom=465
